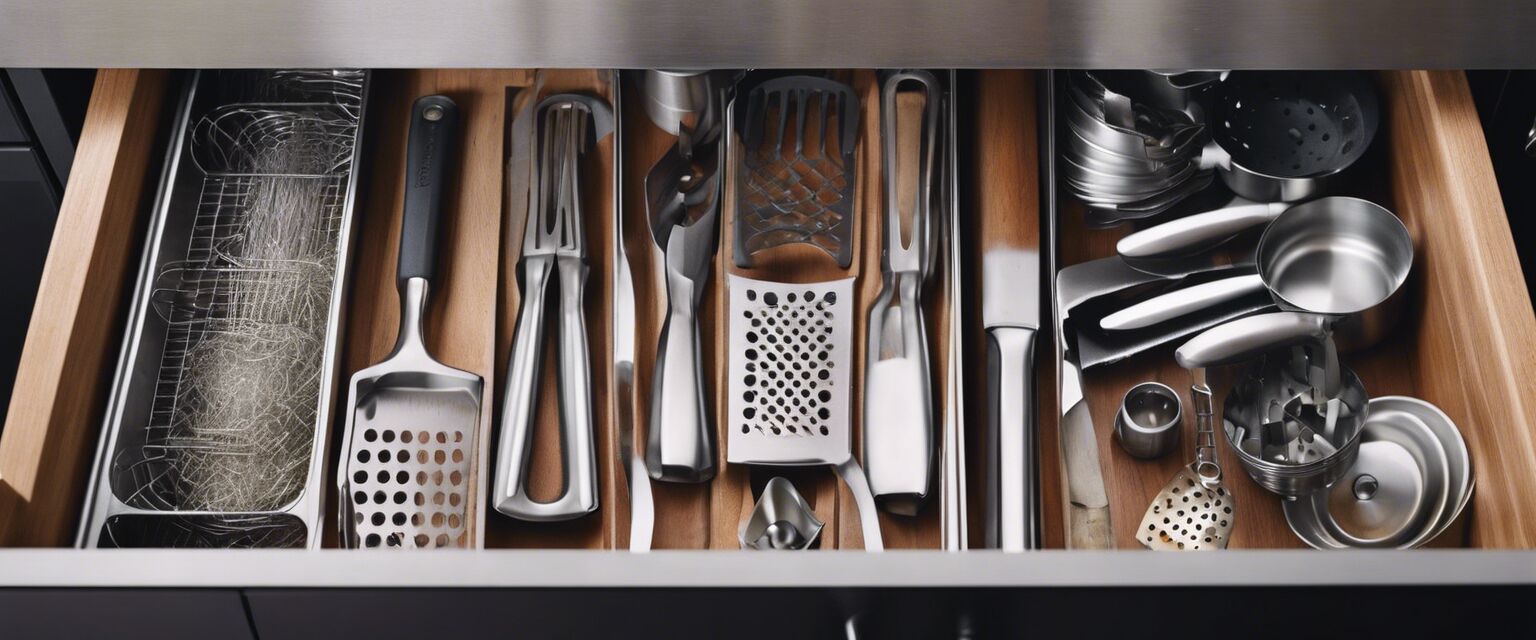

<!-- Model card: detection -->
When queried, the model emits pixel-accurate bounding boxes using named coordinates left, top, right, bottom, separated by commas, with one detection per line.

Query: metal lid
left=1284, top=396, right=1472, bottom=549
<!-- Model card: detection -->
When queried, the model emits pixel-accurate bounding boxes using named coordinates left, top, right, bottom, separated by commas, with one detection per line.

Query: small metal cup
left=1116, top=382, right=1183, bottom=459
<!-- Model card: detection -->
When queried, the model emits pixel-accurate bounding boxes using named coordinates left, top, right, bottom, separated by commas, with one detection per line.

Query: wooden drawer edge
left=1385, top=70, right=1536, bottom=548
left=0, top=69, right=167, bottom=546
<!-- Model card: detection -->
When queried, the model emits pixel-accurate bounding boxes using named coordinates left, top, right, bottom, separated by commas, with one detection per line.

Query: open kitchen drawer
left=1, top=68, right=1534, bottom=588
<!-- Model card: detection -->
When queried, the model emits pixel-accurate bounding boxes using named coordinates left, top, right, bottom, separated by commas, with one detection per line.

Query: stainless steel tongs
left=864, top=70, right=941, bottom=514
left=495, top=94, right=615, bottom=521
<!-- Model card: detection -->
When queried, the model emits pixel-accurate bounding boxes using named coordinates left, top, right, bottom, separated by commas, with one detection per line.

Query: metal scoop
left=739, top=477, right=825, bottom=550
left=339, top=96, right=484, bottom=549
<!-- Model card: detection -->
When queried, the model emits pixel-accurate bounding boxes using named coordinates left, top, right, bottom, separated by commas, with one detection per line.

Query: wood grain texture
left=1050, top=70, right=1535, bottom=550
left=0, top=69, right=167, bottom=546
left=1383, top=70, right=1536, bottom=548
left=968, top=70, right=1056, bottom=549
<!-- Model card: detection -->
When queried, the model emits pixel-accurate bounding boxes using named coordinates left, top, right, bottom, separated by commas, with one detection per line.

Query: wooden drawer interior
left=2, top=69, right=1533, bottom=553
left=1045, top=70, right=1536, bottom=549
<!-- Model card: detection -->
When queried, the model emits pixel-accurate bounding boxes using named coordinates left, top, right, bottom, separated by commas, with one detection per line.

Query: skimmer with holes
left=1138, top=371, right=1236, bottom=551
left=339, top=95, right=483, bottom=549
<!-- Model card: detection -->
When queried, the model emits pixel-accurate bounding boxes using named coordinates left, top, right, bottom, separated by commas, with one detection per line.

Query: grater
left=725, top=273, right=882, bottom=550
left=724, top=74, right=882, bottom=549
left=726, top=275, right=856, bottom=467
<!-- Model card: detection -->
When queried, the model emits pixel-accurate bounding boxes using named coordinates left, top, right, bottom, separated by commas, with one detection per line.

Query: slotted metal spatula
left=735, top=75, right=859, bottom=269
left=339, top=95, right=483, bottom=549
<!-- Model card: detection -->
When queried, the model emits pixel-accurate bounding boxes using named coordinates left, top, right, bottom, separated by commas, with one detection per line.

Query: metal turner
left=494, top=94, right=614, bottom=522
left=735, top=75, right=859, bottom=269
left=339, top=95, right=483, bottom=549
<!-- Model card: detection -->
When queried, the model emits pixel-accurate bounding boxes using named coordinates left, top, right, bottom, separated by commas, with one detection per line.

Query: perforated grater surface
left=726, top=274, right=856, bottom=466
left=341, top=388, right=477, bottom=548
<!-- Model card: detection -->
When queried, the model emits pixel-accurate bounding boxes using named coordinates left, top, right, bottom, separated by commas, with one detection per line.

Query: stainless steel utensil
left=738, top=477, right=825, bottom=550
left=1284, top=396, right=1474, bottom=549
left=1203, top=71, right=1379, bottom=203
left=735, top=76, right=859, bottom=269
left=1053, top=262, right=1123, bottom=550
left=984, top=248, right=1041, bottom=551
left=1179, top=312, right=1369, bottom=497
left=864, top=70, right=941, bottom=514
left=1114, top=197, right=1413, bottom=352
left=339, top=95, right=483, bottom=549
left=1116, top=382, right=1182, bottom=459
left=643, top=69, right=726, bottom=142
left=939, top=70, right=967, bottom=551
left=1066, top=71, right=1379, bottom=221
left=1142, top=341, right=1238, bottom=551
left=726, top=74, right=882, bottom=550
left=1057, top=254, right=1275, bottom=371
left=611, top=78, right=653, bottom=551
left=644, top=129, right=724, bottom=484
left=494, top=94, right=613, bottom=522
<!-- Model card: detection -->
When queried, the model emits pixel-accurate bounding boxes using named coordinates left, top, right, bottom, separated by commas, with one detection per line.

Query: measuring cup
left=1104, top=197, right=1412, bottom=352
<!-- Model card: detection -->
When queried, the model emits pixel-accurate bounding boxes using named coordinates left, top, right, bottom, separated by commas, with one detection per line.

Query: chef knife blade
left=1054, top=264, right=1114, bottom=549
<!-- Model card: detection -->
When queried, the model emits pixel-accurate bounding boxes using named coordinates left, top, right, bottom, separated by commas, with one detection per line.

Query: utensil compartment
left=1045, top=70, right=1536, bottom=549
left=628, top=69, right=962, bottom=549
left=75, top=70, right=368, bottom=549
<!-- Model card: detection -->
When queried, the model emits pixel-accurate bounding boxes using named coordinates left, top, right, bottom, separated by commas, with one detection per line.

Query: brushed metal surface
left=0, top=549, right=1533, bottom=587
left=1, top=0, right=1533, bottom=68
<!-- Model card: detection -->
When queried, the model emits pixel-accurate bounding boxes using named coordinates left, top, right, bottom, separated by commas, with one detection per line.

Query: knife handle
left=986, top=326, right=1039, bottom=551
left=1068, top=504, right=1115, bottom=550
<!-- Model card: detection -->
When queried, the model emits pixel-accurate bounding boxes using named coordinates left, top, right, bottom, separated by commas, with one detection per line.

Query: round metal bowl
left=1283, top=396, right=1474, bottom=549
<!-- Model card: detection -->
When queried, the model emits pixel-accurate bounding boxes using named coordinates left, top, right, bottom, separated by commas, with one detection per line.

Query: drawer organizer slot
left=1044, top=70, right=1536, bottom=549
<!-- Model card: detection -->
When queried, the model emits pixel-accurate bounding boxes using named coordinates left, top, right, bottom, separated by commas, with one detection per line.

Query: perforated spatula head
left=1138, top=463, right=1235, bottom=550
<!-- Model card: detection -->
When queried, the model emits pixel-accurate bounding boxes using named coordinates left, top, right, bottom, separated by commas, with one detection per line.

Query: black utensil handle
left=398, top=94, right=460, bottom=288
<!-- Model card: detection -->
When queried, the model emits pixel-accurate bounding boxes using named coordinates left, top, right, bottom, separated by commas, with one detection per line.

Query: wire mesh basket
left=80, top=69, right=368, bottom=548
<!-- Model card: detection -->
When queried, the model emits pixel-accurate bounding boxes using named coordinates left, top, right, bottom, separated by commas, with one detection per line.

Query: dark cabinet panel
left=0, top=589, right=254, bottom=640
left=0, top=84, right=26, bottom=143
left=0, top=146, right=58, bottom=422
